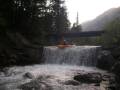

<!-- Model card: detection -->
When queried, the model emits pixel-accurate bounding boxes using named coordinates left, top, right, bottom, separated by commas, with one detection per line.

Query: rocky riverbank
left=0, top=64, right=116, bottom=90
left=96, top=46, right=120, bottom=90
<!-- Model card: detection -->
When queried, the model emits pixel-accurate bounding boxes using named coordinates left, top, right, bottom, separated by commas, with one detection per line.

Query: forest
left=0, top=0, right=71, bottom=66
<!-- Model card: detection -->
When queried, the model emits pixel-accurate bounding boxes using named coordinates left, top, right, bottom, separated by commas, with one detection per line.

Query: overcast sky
left=65, top=0, right=120, bottom=24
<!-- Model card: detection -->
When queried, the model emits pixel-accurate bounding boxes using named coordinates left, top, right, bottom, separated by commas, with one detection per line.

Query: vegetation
left=97, top=18, right=120, bottom=47
left=71, top=24, right=82, bottom=32
left=0, top=0, right=70, bottom=45
left=0, top=0, right=70, bottom=67
left=72, top=18, right=120, bottom=47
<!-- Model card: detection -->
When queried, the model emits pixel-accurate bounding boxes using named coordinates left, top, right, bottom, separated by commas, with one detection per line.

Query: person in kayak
left=57, top=36, right=72, bottom=48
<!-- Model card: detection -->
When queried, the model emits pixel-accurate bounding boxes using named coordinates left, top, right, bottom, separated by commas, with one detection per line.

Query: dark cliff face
left=81, top=7, right=120, bottom=31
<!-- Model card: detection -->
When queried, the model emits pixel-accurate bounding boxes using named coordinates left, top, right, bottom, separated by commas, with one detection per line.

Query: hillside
left=81, top=7, right=120, bottom=31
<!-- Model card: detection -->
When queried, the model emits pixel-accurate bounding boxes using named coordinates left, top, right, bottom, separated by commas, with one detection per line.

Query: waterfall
left=43, top=46, right=101, bottom=66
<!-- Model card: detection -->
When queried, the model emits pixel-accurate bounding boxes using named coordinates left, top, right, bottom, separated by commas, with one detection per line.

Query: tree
left=71, top=23, right=82, bottom=32
left=0, top=0, right=70, bottom=45
left=51, top=0, right=70, bottom=33
left=71, top=12, right=82, bottom=32
left=95, top=18, right=120, bottom=47
left=0, top=0, right=70, bottom=66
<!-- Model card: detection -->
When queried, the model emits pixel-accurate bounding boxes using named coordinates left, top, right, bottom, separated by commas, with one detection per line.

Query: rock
left=63, top=80, right=80, bottom=86
left=2, top=68, right=13, bottom=77
left=94, top=83, right=100, bottom=86
left=24, top=72, right=35, bottom=79
left=102, top=75, right=111, bottom=81
left=111, top=61, right=120, bottom=87
left=110, top=47, right=120, bottom=59
left=112, top=61, right=120, bottom=75
left=97, top=50, right=116, bottom=70
left=19, top=80, right=52, bottom=90
left=74, top=72, right=102, bottom=84
left=100, top=74, right=116, bottom=90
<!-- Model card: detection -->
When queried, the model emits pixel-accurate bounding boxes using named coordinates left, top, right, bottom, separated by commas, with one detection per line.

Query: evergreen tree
left=51, top=0, right=70, bottom=33
left=71, top=12, right=82, bottom=32
left=0, top=0, right=70, bottom=45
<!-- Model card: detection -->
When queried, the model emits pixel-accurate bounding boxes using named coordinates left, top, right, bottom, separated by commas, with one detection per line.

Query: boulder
left=112, top=61, right=120, bottom=75
left=19, top=80, right=52, bottom=90
left=110, top=47, right=120, bottom=59
left=63, top=80, right=80, bottom=86
left=97, top=50, right=116, bottom=70
left=74, top=72, right=102, bottom=84
left=24, top=72, right=35, bottom=79
left=111, top=61, right=120, bottom=87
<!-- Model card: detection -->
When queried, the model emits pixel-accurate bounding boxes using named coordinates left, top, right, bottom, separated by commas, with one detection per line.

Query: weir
left=43, top=46, right=101, bottom=66
left=0, top=46, right=111, bottom=90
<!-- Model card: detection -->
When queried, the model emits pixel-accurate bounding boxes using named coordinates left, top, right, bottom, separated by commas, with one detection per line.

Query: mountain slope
left=81, top=7, right=120, bottom=31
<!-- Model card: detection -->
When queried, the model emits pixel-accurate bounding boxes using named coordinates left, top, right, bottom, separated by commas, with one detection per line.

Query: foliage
left=71, top=18, right=120, bottom=46
left=95, top=18, right=120, bottom=47
left=0, top=0, right=70, bottom=67
left=71, top=24, right=82, bottom=32
left=0, top=0, right=70, bottom=45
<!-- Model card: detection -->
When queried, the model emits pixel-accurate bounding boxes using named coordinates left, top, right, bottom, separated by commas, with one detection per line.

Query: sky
left=65, top=0, right=120, bottom=24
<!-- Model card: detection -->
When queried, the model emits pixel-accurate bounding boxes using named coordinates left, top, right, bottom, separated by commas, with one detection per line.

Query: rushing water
left=43, top=46, right=101, bottom=66
left=0, top=64, right=106, bottom=90
left=0, top=46, right=111, bottom=90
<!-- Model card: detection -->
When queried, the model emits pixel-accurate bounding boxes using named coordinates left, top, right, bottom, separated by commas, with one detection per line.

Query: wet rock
left=111, top=61, right=120, bottom=89
left=102, top=75, right=110, bottom=82
left=19, top=80, right=52, bottom=90
left=112, top=61, right=120, bottom=75
left=0, top=72, right=4, bottom=77
left=2, top=68, right=14, bottom=77
left=74, top=72, right=102, bottom=84
left=38, top=75, right=53, bottom=80
left=97, top=50, right=115, bottom=70
left=110, top=46, right=120, bottom=59
left=100, top=74, right=116, bottom=90
left=24, top=72, right=35, bottom=79
left=94, top=83, right=100, bottom=86
left=63, top=80, right=80, bottom=86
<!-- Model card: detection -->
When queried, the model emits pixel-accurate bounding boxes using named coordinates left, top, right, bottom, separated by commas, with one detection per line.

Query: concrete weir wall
left=42, top=46, right=101, bottom=66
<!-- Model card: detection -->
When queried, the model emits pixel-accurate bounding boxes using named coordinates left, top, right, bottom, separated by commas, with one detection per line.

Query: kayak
left=57, top=45, right=73, bottom=49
